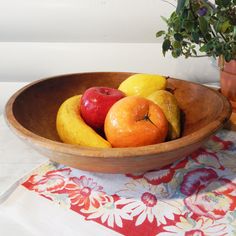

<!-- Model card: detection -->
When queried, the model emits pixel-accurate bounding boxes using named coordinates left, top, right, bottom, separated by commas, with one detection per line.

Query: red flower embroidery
left=23, top=168, right=71, bottom=193
left=191, top=148, right=224, bottom=170
left=180, top=168, right=218, bottom=196
left=65, top=176, right=105, bottom=210
left=211, top=135, right=233, bottom=150
left=126, top=158, right=188, bottom=185
left=181, top=168, right=236, bottom=219
left=143, top=168, right=175, bottom=185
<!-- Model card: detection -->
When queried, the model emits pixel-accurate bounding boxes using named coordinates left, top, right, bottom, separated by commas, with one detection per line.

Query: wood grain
left=4, top=72, right=232, bottom=173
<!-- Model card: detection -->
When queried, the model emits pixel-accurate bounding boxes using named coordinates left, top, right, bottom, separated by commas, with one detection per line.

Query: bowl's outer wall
left=29, top=135, right=208, bottom=173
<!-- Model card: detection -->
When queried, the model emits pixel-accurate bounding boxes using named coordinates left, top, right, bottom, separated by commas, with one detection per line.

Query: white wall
left=0, top=42, right=218, bottom=83
left=0, top=0, right=173, bottom=43
left=0, top=0, right=219, bottom=83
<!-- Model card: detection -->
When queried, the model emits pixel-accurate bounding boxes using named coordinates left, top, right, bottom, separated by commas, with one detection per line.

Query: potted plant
left=157, top=0, right=236, bottom=109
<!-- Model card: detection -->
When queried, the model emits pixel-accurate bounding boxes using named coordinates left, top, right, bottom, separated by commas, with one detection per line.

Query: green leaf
left=187, top=11, right=195, bottom=21
left=172, top=49, right=181, bottom=58
left=176, top=0, right=187, bottom=13
left=183, top=20, right=194, bottom=31
left=174, top=33, right=183, bottom=41
left=181, top=8, right=188, bottom=18
left=221, top=0, right=231, bottom=6
left=225, top=52, right=232, bottom=62
left=199, top=17, right=208, bottom=35
left=221, top=21, right=231, bottom=33
left=206, top=42, right=214, bottom=50
left=162, top=39, right=171, bottom=52
left=192, top=49, right=197, bottom=55
left=233, top=26, right=236, bottom=39
left=191, top=32, right=199, bottom=43
left=205, top=33, right=212, bottom=41
left=215, top=43, right=223, bottom=55
left=200, top=44, right=207, bottom=52
left=173, top=41, right=181, bottom=49
left=161, top=16, right=168, bottom=23
left=215, top=21, right=222, bottom=33
left=156, top=31, right=166, bottom=37
left=173, top=18, right=182, bottom=32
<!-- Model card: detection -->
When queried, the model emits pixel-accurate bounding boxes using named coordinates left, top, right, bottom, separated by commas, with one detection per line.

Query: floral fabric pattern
left=22, top=129, right=236, bottom=235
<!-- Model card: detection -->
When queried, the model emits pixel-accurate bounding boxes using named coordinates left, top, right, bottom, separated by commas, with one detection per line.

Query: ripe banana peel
left=56, top=95, right=111, bottom=148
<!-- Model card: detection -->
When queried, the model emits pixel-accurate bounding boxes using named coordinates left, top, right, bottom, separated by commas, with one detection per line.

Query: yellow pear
left=56, top=95, right=111, bottom=148
left=147, top=90, right=181, bottom=140
left=118, top=74, right=166, bottom=97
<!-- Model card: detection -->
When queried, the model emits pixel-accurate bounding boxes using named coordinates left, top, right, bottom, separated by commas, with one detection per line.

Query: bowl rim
left=4, top=72, right=232, bottom=159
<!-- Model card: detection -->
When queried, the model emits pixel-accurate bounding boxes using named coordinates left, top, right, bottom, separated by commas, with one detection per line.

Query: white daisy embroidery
left=82, top=196, right=132, bottom=228
left=117, top=179, right=182, bottom=226
left=157, top=216, right=228, bottom=236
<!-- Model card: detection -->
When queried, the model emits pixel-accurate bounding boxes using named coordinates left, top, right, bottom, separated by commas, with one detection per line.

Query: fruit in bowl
left=147, top=90, right=181, bottom=140
left=80, top=87, right=125, bottom=130
left=56, top=95, right=111, bottom=148
left=104, top=96, right=168, bottom=147
left=56, top=73, right=178, bottom=148
left=118, top=73, right=166, bottom=97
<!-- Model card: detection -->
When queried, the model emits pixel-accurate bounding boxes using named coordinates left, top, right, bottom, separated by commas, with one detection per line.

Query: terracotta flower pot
left=220, top=59, right=236, bottom=112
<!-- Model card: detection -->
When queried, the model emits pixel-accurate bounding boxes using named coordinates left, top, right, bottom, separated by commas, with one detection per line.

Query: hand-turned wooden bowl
left=5, top=72, right=231, bottom=173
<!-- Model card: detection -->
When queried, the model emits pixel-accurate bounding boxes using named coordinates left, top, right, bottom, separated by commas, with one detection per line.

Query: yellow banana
left=56, top=95, right=111, bottom=148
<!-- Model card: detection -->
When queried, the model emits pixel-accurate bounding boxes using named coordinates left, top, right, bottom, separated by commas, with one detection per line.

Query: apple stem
left=143, top=114, right=158, bottom=128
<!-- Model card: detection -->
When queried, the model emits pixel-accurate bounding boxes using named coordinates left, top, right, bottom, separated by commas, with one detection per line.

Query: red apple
left=80, top=87, right=125, bottom=130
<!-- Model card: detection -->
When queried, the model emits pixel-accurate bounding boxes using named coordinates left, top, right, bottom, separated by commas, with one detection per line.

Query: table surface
left=0, top=82, right=27, bottom=114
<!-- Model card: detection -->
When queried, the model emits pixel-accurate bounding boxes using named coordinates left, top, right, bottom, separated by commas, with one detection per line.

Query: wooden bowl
left=4, top=72, right=232, bottom=173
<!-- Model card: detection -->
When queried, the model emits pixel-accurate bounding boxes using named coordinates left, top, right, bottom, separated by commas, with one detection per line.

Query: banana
left=56, top=95, right=111, bottom=148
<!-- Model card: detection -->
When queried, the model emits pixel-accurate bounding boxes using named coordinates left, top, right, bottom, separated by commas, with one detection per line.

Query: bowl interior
left=11, top=72, right=226, bottom=143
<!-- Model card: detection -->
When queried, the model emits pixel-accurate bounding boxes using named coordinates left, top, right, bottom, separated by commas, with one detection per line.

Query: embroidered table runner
left=22, top=129, right=236, bottom=236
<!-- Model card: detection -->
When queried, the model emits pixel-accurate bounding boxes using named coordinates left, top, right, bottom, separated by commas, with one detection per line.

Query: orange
left=104, top=96, right=168, bottom=147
